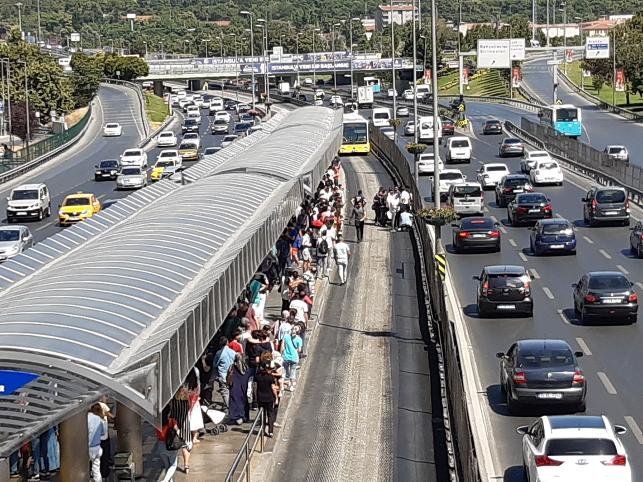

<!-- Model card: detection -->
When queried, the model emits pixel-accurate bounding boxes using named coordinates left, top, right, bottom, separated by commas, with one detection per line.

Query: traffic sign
left=585, top=36, right=610, bottom=59
left=510, top=38, right=526, bottom=61
left=434, top=254, right=447, bottom=278
left=70, top=32, right=80, bottom=42
left=477, top=39, right=511, bottom=68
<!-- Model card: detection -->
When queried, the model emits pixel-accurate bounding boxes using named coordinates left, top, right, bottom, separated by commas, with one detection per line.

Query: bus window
left=343, top=123, right=368, bottom=143
left=556, top=108, right=578, bottom=122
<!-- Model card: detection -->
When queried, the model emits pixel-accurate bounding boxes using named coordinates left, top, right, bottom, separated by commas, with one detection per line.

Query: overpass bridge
left=0, top=106, right=341, bottom=477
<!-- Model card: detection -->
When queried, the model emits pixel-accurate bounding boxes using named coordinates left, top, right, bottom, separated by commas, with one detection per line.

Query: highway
left=383, top=105, right=643, bottom=480
left=522, top=57, right=643, bottom=164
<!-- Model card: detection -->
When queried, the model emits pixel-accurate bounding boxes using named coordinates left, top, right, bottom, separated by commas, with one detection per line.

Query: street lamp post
left=18, top=60, right=29, bottom=148
left=546, top=0, right=550, bottom=47
left=295, top=32, right=303, bottom=87
left=228, top=33, right=239, bottom=102
left=15, top=3, right=23, bottom=38
left=430, top=0, right=441, bottom=252
left=202, top=39, right=211, bottom=59
left=37, top=0, right=43, bottom=43
left=332, top=23, right=341, bottom=91
left=240, top=10, right=256, bottom=110
left=561, top=2, right=567, bottom=74
left=575, top=16, right=584, bottom=90
left=159, top=42, right=164, bottom=60
left=0, top=59, right=13, bottom=147
left=143, top=41, right=148, bottom=59
left=412, top=0, right=420, bottom=186
left=390, top=0, right=397, bottom=117
left=349, top=18, right=360, bottom=99
left=312, top=28, right=320, bottom=85
left=256, top=21, right=270, bottom=107
left=219, top=33, right=224, bottom=57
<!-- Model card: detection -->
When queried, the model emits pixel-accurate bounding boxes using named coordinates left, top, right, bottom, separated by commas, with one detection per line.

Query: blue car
left=530, top=218, right=576, bottom=255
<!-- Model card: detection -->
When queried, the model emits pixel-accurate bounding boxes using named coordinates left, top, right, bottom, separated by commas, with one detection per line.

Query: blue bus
left=542, top=104, right=582, bottom=138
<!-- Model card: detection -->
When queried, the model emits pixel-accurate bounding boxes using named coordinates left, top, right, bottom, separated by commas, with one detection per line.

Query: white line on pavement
left=530, top=268, right=541, bottom=279
left=599, top=249, right=612, bottom=259
left=624, top=416, right=643, bottom=445
left=499, top=226, right=507, bottom=234
left=542, top=287, right=555, bottom=299
left=557, top=309, right=571, bottom=325
left=575, top=337, right=592, bottom=356
left=616, top=264, right=629, bottom=275
left=583, top=235, right=594, bottom=244
left=35, top=222, right=55, bottom=232
left=597, top=371, right=617, bottom=395
left=518, top=252, right=528, bottom=262
left=637, top=282, right=643, bottom=291
left=508, top=238, right=517, bottom=247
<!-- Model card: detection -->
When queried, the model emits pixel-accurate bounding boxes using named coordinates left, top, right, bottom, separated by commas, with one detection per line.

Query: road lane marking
left=499, top=226, right=507, bottom=234
left=597, top=372, right=617, bottom=395
left=530, top=268, right=540, bottom=279
left=616, top=264, right=629, bottom=275
left=636, top=282, right=643, bottom=291
left=575, top=337, right=592, bottom=356
left=518, top=251, right=528, bottom=262
left=624, top=416, right=643, bottom=445
left=599, top=249, right=612, bottom=259
left=583, top=236, right=594, bottom=244
left=557, top=309, right=571, bottom=325
left=542, top=287, right=555, bottom=299
left=97, top=194, right=106, bottom=200
left=35, top=222, right=55, bottom=232
left=508, top=238, right=517, bottom=247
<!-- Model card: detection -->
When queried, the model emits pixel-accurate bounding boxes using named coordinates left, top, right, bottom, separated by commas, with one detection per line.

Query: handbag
left=165, top=425, right=184, bottom=451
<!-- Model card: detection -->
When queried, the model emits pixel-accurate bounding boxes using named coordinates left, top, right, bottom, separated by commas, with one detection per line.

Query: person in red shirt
left=228, top=329, right=244, bottom=354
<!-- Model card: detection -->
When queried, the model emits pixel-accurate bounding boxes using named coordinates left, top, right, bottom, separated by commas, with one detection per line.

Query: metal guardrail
left=556, top=67, right=643, bottom=123
left=225, top=408, right=265, bottom=482
left=102, top=78, right=151, bottom=138
left=0, top=104, right=93, bottom=185
left=370, top=126, right=480, bottom=482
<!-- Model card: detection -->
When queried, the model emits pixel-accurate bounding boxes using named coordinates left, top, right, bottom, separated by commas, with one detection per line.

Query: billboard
left=512, top=66, right=522, bottom=88
left=461, top=67, right=469, bottom=86
left=70, top=32, right=80, bottom=42
left=585, top=36, right=610, bottom=59
left=615, top=68, right=625, bottom=92
left=477, top=39, right=511, bottom=68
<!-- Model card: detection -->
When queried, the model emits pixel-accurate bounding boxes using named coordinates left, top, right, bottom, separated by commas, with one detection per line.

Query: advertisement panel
left=477, top=39, right=511, bottom=68
left=424, top=68, right=432, bottom=84
left=510, top=38, right=526, bottom=61
left=565, top=49, right=574, bottom=63
left=511, top=66, right=522, bottom=88
left=585, top=36, right=610, bottom=59
left=615, top=68, right=625, bottom=92
left=461, top=67, right=469, bottom=86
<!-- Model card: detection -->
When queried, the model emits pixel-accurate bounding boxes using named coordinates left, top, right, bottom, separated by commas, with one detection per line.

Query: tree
left=10, top=101, right=39, bottom=143
left=102, top=54, right=149, bottom=81
left=70, top=53, right=104, bottom=107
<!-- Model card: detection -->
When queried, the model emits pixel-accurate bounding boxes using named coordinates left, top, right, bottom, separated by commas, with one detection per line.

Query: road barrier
left=225, top=409, right=265, bottom=482
left=370, top=126, right=481, bottom=482
left=506, top=117, right=643, bottom=205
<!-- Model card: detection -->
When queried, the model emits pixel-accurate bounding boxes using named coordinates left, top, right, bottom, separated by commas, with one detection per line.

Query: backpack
left=317, top=238, right=329, bottom=255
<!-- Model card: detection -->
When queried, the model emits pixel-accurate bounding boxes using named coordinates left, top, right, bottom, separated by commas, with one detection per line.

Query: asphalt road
left=522, top=57, right=643, bottom=165
left=383, top=109, right=643, bottom=480
left=0, top=84, right=242, bottom=244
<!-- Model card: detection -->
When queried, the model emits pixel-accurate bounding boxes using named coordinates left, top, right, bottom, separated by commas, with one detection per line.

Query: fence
left=370, top=126, right=481, bottom=482
left=511, top=117, right=643, bottom=203
left=225, top=408, right=265, bottom=482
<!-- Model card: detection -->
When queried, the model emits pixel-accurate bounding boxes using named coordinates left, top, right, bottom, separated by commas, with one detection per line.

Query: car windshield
left=106, top=124, right=119, bottom=128
left=235, top=123, right=253, bottom=131
left=123, top=151, right=141, bottom=157
left=504, top=138, right=521, bottom=144
left=505, top=177, right=528, bottom=187
left=184, top=134, right=198, bottom=139
left=539, top=162, right=558, bottom=169
left=517, top=194, right=547, bottom=203
left=223, top=136, right=236, bottom=142
left=99, top=160, right=119, bottom=168
left=595, top=189, right=626, bottom=203
left=488, top=274, right=525, bottom=289
left=159, top=133, right=173, bottom=138
left=608, top=147, right=625, bottom=154
left=557, top=107, right=578, bottom=122
left=156, top=160, right=174, bottom=168
left=214, top=119, right=227, bottom=125
left=486, top=121, right=500, bottom=126
left=440, top=172, right=463, bottom=181
left=517, top=347, right=574, bottom=368
left=487, top=166, right=508, bottom=172
left=588, top=275, right=630, bottom=290
left=374, top=112, right=389, bottom=119
left=204, top=148, right=220, bottom=154
left=343, top=123, right=368, bottom=143
left=452, top=186, right=481, bottom=197
left=546, top=439, right=617, bottom=456
left=542, top=223, right=572, bottom=234
left=63, top=197, right=90, bottom=206
left=159, top=152, right=176, bottom=158
left=0, top=230, right=20, bottom=241
left=11, top=190, right=38, bottom=200
left=184, top=119, right=197, bottom=126
left=462, top=218, right=494, bottom=229
left=121, top=168, right=141, bottom=176
left=179, top=143, right=197, bottom=150
left=452, top=140, right=469, bottom=148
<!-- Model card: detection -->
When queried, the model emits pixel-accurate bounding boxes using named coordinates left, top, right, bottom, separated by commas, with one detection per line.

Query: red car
left=441, top=117, right=455, bottom=136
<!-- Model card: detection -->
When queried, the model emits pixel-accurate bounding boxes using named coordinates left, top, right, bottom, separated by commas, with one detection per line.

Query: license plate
left=602, top=298, right=622, bottom=304
left=472, top=234, right=486, bottom=238
left=529, top=209, right=540, bottom=213
left=550, top=244, right=564, bottom=249
left=537, top=393, right=563, bottom=399
left=17, top=212, right=27, bottom=216
left=514, top=189, right=523, bottom=193
left=604, top=211, right=618, bottom=215
left=497, top=304, right=516, bottom=310
left=102, top=173, right=111, bottom=177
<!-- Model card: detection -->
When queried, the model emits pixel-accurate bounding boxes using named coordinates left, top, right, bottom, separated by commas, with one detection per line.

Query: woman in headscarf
left=227, top=353, right=252, bottom=425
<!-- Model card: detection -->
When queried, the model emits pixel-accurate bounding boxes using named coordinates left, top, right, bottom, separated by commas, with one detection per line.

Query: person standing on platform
left=333, top=234, right=351, bottom=286
left=351, top=200, right=366, bottom=243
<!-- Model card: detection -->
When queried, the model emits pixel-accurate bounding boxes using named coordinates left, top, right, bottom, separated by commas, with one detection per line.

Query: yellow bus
left=339, top=114, right=370, bottom=155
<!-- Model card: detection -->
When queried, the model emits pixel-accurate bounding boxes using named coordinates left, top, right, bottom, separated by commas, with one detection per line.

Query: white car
left=304, top=78, right=313, bottom=86
left=182, top=132, right=201, bottom=149
left=477, top=163, right=510, bottom=189
left=119, top=148, right=148, bottom=168
left=518, top=415, right=632, bottom=482
left=0, top=226, right=34, bottom=261
left=314, top=99, right=324, bottom=106
left=201, top=98, right=212, bottom=109
left=220, top=134, right=238, bottom=148
left=431, top=169, right=466, bottom=201
left=192, top=96, right=204, bottom=107
left=404, top=120, right=415, bottom=136
left=178, top=98, right=192, bottom=110
left=116, top=166, right=147, bottom=190
left=330, top=95, right=344, bottom=107
left=604, top=145, right=629, bottom=162
left=521, top=150, right=552, bottom=174
left=417, top=152, right=444, bottom=176
left=186, top=111, right=202, bottom=124
left=214, top=111, right=231, bottom=123
left=448, top=182, right=484, bottom=216
left=103, top=123, right=122, bottom=137
left=6, top=183, right=52, bottom=222
left=156, top=149, right=182, bottom=167
left=446, top=136, right=472, bottom=164
left=402, top=89, right=414, bottom=101
left=387, top=88, right=396, bottom=98
left=396, top=106, right=409, bottom=117
left=530, top=159, right=564, bottom=186
left=176, top=90, right=187, bottom=99
left=156, top=131, right=178, bottom=147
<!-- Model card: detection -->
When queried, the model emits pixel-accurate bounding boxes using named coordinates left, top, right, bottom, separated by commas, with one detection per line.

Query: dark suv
left=483, top=119, right=503, bottom=135
left=474, top=265, right=533, bottom=317
left=582, top=186, right=629, bottom=226
left=495, top=174, right=533, bottom=207
left=573, top=271, right=638, bottom=324
left=182, top=118, right=200, bottom=134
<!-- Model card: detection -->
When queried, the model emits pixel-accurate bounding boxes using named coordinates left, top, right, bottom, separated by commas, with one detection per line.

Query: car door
left=574, top=275, right=587, bottom=306
left=584, top=189, right=594, bottom=218
left=500, top=343, right=517, bottom=388
left=523, top=420, right=544, bottom=479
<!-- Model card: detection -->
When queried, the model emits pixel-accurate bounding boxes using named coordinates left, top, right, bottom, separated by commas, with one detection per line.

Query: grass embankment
left=438, top=69, right=510, bottom=97
left=563, top=61, right=643, bottom=111
left=65, top=106, right=89, bottom=127
left=144, top=91, right=170, bottom=130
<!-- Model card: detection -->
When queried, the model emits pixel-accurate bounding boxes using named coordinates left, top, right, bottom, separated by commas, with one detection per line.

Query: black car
left=451, top=217, right=501, bottom=253
left=224, top=99, right=237, bottom=110
left=94, top=159, right=121, bottom=181
left=441, top=117, right=455, bottom=136
left=582, top=186, right=630, bottom=227
left=181, top=118, right=200, bottom=134
left=629, top=221, right=643, bottom=257
left=483, top=119, right=503, bottom=135
left=473, top=265, right=533, bottom=317
left=233, top=122, right=254, bottom=135
left=507, top=192, right=552, bottom=226
left=495, top=174, right=533, bottom=207
left=573, top=271, right=638, bottom=324
left=420, top=92, right=434, bottom=104
left=496, top=339, right=586, bottom=414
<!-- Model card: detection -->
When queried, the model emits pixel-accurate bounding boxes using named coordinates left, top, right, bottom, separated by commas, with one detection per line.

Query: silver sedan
left=0, top=226, right=34, bottom=261
left=116, top=167, right=147, bottom=190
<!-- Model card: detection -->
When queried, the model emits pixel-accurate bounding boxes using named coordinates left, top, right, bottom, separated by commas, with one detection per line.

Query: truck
left=278, top=82, right=290, bottom=95
left=357, top=86, right=374, bottom=109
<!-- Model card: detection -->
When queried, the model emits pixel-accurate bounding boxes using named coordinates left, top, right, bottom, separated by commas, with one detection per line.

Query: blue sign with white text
left=0, top=370, right=39, bottom=396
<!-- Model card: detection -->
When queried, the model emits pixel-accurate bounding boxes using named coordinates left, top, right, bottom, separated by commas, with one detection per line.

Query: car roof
left=64, top=193, right=93, bottom=199
left=502, top=137, right=520, bottom=142
left=451, top=181, right=481, bottom=188
left=485, top=119, right=501, bottom=123
left=450, top=136, right=469, bottom=141
left=516, top=339, right=572, bottom=351
left=542, top=416, right=611, bottom=438
left=461, top=216, right=493, bottom=226
left=528, top=150, right=549, bottom=156
left=179, top=142, right=198, bottom=148
left=606, top=144, right=625, bottom=148
left=483, top=163, right=509, bottom=169
left=483, top=265, right=526, bottom=275
left=504, top=174, right=529, bottom=180
left=159, top=131, right=175, bottom=136
left=536, top=218, right=570, bottom=226
left=105, top=122, right=120, bottom=126
left=0, top=226, right=22, bottom=231
left=516, top=191, right=547, bottom=198
left=14, top=184, right=45, bottom=190
left=99, top=159, right=119, bottom=164
left=123, top=149, right=142, bottom=153
left=586, top=271, right=627, bottom=279
left=594, top=185, right=626, bottom=192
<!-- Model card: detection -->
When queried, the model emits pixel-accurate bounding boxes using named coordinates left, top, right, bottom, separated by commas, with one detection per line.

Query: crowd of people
left=371, top=185, right=414, bottom=231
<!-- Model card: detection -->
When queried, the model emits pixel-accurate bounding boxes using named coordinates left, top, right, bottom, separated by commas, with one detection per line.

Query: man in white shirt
left=399, top=209, right=414, bottom=230
left=289, top=291, right=309, bottom=324
left=319, top=186, right=333, bottom=201
left=333, top=234, right=351, bottom=286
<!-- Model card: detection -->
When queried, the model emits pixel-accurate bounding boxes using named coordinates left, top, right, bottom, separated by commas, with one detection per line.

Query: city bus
left=339, top=114, right=370, bottom=155
left=541, top=104, right=582, bottom=138
left=364, top=76, right=382, bottom=94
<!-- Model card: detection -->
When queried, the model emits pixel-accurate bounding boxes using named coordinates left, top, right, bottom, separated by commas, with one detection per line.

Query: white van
left=209, top=97, right=224, bottom=113
left=431, top=169, right=466, bottom=201
left=446, top=136, right=472, bottom=164
left=447, top=182, right=484, bottom=215
left=418, top=116, right=442, bottom=142
left=372, top=107, right=391, bottom=127
left=414, top=84, right=431, bottom=99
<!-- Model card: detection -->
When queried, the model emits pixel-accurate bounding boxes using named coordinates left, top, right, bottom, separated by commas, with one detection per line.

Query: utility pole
left=202, top=39, right=210, bottom=59
left=546, top=0, right=550, bottom=47
left=561, top=2, right=567, bottom=74
left=332, top=23, right=340, bottom=91
left=552, top=50, right=558, bottom=104
left=431, top=0, right=441, bottom=254
left=412, top=0, right=419, bottom=186
left=240, top=10, right=256, bottom=110
left=312, top=28, right=320, bottom=85
left=531, top=0, right=536, bottom=44
left=390, top=0, right=397, bottom=117
left=15, top=3, right=23, bottom=39
left=18, top=60, right=29, bottom=149
left=37, top=0, right=43, bottom=43
left=612, top=28, right=616, bottom=107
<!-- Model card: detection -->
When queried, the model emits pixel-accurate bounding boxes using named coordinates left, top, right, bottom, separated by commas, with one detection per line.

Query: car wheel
left=637, top=246, right=643, bottom=259
left=573, top=300, right=580, bottom=316
left=576, top=401, right=586, bottom=413
left=530, top=240, right=536, bottom=255
left=579, top=308, right=586, bottom=323
left=506, top=389, right=518, bottom=414
left=623, top=218, right=631, bottom=227
left=477, top=304, right=487, bottom=318
left=6, top=217, right=13, bottom=224
left=37, top=209, right=43, bottom=221
left=500, top=381, right=507, bottom=396
left=628, top=314, right=637, bottom=324
left=494, top=242, right=501, bottom=253
left=46, top=205, right=51, bottom=217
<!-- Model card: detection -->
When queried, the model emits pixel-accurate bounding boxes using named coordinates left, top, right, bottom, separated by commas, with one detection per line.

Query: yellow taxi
left=178, top=141, right=200, bottom=162
left=150, top=160, right=180, bottom=181
left=58, top=192, right=101, bottom=226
